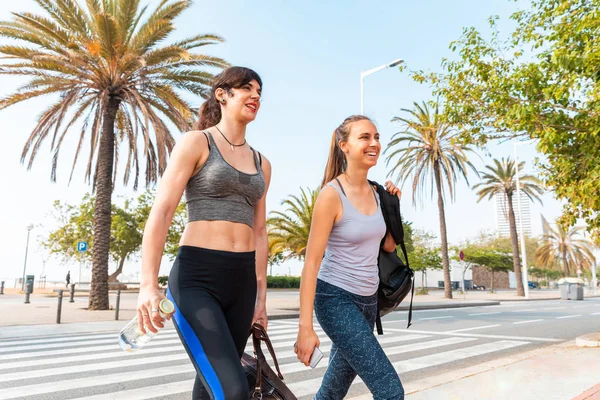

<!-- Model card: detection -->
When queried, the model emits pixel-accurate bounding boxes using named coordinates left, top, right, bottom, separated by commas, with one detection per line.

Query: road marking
left=382, top=327, right=561, bottom=342
left=448, top=325, right=502, bottom=333
left=419, top=316, right=454, bottom=321
left=591, top=312, right=600, bottom=316
left=511, top=309, right=536, bottom=312
left=556, top=315, right=582, bottom=319
left=469, top=312, right=502, bottom=316
left=513, top=319, right=544, bottom=325
left=288, top=340, right=528, bottom=397
left=543, top=307, right=567, bottom=310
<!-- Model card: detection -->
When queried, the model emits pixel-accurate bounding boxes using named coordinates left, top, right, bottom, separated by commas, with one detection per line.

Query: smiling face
left=339, top=119, right=381, bottom=169
left=216, top=79, right=261, bottom=124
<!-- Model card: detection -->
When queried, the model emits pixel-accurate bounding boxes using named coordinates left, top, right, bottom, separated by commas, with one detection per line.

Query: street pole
left=514, top=144, right=530, bottom=299
left=360, top=58, right=403, bottom=115
left=21, top=224, right=34, bottom=291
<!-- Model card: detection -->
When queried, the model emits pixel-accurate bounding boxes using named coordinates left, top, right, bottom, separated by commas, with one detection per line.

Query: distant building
left=494, top=191, right=532, bottom=238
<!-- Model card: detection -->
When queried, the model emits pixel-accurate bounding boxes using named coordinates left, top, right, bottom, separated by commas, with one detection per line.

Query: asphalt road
left=0, top=298, right=598, bottom=399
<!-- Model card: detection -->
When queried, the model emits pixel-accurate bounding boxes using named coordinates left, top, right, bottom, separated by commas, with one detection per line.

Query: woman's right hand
left=137, top=287, right=170, bottom=335
left=295, top=326, right=320, bottom=366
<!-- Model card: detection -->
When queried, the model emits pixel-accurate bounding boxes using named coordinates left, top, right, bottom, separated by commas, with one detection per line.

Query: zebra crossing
left=0, top=319, right=534, bottom=400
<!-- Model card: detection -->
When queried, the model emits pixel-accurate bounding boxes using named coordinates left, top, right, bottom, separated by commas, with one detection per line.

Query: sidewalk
left=349, top=341, right=600, bottom=400
left=0, top=287, right=597, bottom=328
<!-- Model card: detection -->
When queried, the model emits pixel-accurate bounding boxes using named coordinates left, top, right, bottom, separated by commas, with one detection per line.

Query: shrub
left=267, top=276, right=301, bottom=288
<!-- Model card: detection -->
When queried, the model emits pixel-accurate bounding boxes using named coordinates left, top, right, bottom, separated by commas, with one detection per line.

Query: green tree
left=267, top=187, right=319, bottom=261
left=0, top=0, right=227, bottom=309
left=384, top=101, right=478, bottom=299
left=414, top=0, right=600, bottom=232
left=461, top=245, right=513, bottom=292
left=43, top=191, right=186, bottom=281
left=473, top=157, right=544, bottom=296
left=408, top=230, right=442, bottom=290
left=536, top=220, right=596, bottom=276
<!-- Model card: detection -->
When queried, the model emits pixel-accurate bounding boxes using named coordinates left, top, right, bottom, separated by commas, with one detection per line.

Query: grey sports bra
left=185, top=131, right=266, bottom=228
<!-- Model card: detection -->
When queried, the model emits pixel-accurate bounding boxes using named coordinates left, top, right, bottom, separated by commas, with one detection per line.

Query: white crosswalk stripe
left=0, top=320, right=531, bottom=399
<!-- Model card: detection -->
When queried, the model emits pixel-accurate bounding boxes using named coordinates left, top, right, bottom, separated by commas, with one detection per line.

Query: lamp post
left=360, top=58, right=404, bottom=114
left=21, top=224, right=34, bottom=291
left=514, top=140, right=537, bottom=299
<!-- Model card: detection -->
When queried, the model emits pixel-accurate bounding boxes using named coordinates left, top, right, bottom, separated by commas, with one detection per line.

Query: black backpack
left=369, top=180, right=415, bottom=334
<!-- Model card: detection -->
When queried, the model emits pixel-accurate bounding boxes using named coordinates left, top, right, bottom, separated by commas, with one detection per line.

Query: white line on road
left=556, top=315, right=582, bottom=319
left=288, top=340, right=529, bottom=397
left=419, top=316, right=454, bottom=321
left=381, top=327, right=561, bottom=342
left=513, top=319, right=544, bottom=325
left=468, top=312, right=502, bottom=316
left=543, top=307, right=567, bottom=310
left=591, top=312, right=600, bottom=316
left=511, top=309, right=537, bottom=312
left=448, top=325, right=502, bottom=333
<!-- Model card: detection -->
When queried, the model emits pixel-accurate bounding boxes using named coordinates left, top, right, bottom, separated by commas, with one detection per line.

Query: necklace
left=214, top=126, right=246, bottom=152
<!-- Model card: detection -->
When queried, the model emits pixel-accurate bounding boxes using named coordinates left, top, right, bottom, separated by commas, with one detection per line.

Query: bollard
left=56, top=290, right=63, bottom=324
left=69, top=284, right=75, bottom=303
left=0, top=281, right=4, bottom=295
left=24, top=291, right=31, bottom=304
left=115, top=289, right=121, bottom=321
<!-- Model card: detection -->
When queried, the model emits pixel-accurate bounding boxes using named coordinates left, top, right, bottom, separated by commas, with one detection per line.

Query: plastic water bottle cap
left=159, top=299, right=175, bottom=315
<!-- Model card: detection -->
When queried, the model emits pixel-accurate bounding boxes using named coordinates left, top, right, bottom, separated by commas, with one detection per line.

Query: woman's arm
left=138, top=131, right=207, bottom=334
left=295, top=186, right=340, bottom=365
left=252, top=156, right=272, bottom=330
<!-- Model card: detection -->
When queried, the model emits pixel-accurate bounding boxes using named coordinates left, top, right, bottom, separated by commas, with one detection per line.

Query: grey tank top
left=185, top=131, right=266, bottom=228
left=317, top=180, right=387, bottom=296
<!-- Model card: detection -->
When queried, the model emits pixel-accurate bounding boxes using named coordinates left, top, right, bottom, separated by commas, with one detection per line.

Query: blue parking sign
left=77, top=241, right=88, bottom=252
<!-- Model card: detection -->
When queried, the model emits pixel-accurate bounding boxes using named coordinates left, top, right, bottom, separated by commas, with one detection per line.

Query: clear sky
left=0, top=0, right=564, bottom=283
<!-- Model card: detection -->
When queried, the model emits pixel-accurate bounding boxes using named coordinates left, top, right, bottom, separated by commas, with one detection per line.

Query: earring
left=220, top=98, right=226, bottom=104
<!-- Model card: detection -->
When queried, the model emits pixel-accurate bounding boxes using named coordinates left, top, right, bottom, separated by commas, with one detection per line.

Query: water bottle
left=118, top=298, right=175, bottom=352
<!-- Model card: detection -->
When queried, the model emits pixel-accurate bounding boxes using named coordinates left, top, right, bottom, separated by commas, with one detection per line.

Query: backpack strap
left=334, top=178, right=347, bottom=196
left=376, top=313, right=384, bottom=335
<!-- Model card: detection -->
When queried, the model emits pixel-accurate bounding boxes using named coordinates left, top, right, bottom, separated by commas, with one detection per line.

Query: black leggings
left=167, top=246, right=257, bottom=400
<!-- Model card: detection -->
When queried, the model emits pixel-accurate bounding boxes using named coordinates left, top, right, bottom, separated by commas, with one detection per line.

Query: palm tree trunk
left=491, top=269, right=495, bottom=292
left=563, top=251, right=570, bottom=276
left=89, top=96, right=121, bottom=310
left=434, top=160, right=452, bottom=299
left=506, top=193, right=525, bottom=296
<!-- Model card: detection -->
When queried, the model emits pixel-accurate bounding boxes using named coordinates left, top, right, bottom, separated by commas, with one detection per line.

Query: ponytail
left=195, top=98, right=221, bottom=130
left=321, top=115, right=372, bottom=187
left=321, top=130, right=347, bottom=187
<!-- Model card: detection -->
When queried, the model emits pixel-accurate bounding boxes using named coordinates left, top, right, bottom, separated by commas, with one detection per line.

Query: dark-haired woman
left=136, top=66, right=270, bottom=400
left=295, top=116, right=405, bottom=400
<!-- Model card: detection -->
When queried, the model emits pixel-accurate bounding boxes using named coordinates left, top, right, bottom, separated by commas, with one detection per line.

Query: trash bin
left=25, top=275, right=35, bottom=294
left=558, top=278, right=585, bottom=300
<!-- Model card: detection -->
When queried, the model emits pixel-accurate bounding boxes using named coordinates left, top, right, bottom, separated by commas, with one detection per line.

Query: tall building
left=494, top=191, right=532, bottom=237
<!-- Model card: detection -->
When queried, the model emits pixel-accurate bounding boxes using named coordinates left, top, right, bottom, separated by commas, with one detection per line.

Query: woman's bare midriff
left=179, top=220, right=255, bottom=252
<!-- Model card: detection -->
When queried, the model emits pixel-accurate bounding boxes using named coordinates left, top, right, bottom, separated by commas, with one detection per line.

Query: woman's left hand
left=252, top=303, right=268, bottom=331
left=384, top=180, right=402, bottom=198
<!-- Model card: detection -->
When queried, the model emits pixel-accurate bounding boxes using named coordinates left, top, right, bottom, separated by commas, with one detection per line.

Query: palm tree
left=384, top=102, right=478, bottom=299
left=536, top=221, right=595, bottom=276
left=0, top=0, right=227, bottom=309
left=473, top=157, right=544, bottom=296
left=268, top=187, right=319, bottom=261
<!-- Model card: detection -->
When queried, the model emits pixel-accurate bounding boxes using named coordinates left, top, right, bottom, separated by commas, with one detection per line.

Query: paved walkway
left=0, top=288, right=597, bottom=327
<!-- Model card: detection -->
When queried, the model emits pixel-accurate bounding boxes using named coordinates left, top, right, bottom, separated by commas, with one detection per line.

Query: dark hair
left=321, top=115, right=373, bottom=187
left=195, top=66, right=263, bottom=130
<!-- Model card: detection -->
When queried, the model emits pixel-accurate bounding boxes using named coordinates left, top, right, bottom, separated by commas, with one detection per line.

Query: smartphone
left=309, top=346, right=324, bottom=368
left=295, top=342, right=324, bottom=369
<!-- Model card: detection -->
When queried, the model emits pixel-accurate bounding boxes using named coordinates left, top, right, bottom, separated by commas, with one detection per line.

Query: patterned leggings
left=314, top=279, right=404, bottom=400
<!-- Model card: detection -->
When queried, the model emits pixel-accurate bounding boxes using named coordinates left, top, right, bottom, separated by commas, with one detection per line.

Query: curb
left=576, top=332, right=600, bottom=348
left=572, top=384, right=600, bottom=400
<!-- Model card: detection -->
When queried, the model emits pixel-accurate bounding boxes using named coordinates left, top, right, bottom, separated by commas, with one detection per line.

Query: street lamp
left=514, top=139, right=537, bottom=299
left=21, top=223, right=34, bottom=291
left=360, top=58, right=404, bottom=114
